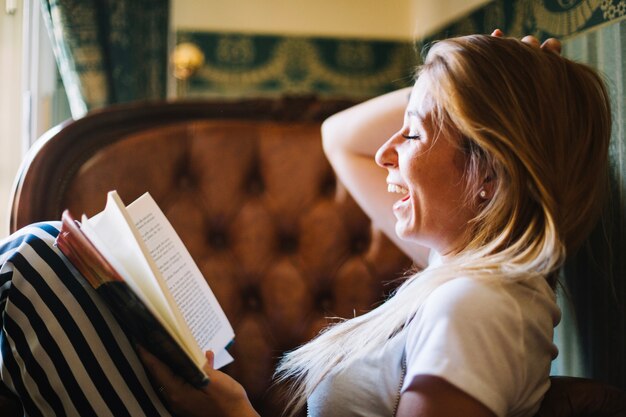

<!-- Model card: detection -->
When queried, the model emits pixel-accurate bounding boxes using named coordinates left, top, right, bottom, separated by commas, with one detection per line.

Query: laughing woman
left=140, top=33, right=611, bottom=417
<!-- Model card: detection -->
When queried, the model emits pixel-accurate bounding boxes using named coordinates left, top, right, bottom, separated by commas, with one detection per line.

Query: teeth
left=387, top=184, right=408, bottom=194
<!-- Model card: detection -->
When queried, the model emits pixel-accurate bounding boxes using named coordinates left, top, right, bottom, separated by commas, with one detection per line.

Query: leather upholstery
left=61, top=120, right=412, bottom=414
left=9, top=100, right=412, bottom=416
left=534, top=377, right=625, bottom=417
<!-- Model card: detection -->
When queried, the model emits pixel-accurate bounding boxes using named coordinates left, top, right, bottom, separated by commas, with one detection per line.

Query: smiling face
left=375, top=75, right=478, bottom=255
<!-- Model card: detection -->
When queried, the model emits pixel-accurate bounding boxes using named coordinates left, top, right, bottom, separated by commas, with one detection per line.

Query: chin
left=395, top=223, right=415, bottom=242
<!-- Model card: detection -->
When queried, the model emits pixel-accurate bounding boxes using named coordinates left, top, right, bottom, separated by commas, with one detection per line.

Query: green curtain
left=40, top=0, right=169, bottom=118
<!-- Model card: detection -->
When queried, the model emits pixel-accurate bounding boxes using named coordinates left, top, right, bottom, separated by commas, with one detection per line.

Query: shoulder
left=403, top=275, right=560, bottom=381
left=405, top=277, right=530, bottom=358
left=402, top=276, right=558, bottom=417
left=422, top=275, right=558, bottom=320
left=419, top=277, right=521, bottom=325
left=413, top=276, right=560, bottom=348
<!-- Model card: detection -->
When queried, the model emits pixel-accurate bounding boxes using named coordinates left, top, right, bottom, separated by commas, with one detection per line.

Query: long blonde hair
left=275, top=35, right=612, bottom=415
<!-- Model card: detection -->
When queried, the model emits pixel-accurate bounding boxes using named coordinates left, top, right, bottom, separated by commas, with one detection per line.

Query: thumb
left=203, top=350, right=215, bottom=373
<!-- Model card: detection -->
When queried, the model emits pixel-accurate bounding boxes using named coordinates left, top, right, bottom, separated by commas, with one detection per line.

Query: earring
left=479, top=189, right=487, bottom=199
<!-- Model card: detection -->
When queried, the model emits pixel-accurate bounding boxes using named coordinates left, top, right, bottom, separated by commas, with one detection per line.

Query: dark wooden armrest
left=535, top=376, right=626, bottom=417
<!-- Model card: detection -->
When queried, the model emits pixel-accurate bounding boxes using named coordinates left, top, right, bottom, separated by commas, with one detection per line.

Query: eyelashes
left=401, top=133, right=421, bottom=140
left=402, top=112, right=422, bottom=140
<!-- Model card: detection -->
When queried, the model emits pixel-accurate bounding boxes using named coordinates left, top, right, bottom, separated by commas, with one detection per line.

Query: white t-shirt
left=307, top=276, right=561, bottom=417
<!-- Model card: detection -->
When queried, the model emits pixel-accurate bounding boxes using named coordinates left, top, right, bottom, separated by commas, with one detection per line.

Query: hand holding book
left=138, top=347, right=260, bottom=417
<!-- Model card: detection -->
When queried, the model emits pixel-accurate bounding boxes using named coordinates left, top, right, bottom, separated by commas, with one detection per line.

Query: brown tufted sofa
left=8, top=98, right=413, bottom=416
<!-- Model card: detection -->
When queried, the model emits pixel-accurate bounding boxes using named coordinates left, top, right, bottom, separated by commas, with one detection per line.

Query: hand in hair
left=491, top=28, right=561, bottom=54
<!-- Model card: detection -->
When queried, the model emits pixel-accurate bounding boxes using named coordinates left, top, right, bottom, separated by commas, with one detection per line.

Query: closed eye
left=402, top=112, right=422, bottom=140
left=402, top=133, right=421, bottom=140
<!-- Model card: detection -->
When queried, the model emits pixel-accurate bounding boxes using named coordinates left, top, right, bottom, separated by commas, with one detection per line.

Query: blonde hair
left=275, top=35, right=612, bottom=415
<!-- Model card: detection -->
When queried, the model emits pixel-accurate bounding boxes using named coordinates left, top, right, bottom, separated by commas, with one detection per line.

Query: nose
left=375, top=133, right=400, bottom=168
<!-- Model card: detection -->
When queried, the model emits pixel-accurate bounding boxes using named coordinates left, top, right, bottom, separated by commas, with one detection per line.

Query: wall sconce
left=172, top=42, right=205, bottom=97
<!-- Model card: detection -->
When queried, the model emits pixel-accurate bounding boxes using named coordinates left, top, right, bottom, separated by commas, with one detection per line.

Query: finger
left=521, top=35, right=541, bottom=48
left=540, top=37, right=562, bottom=54
left=201, top=350, right=217, bottom=388
left=491, top=29, right=504, bottom=37
left=204, top=350, right=215, bottom=371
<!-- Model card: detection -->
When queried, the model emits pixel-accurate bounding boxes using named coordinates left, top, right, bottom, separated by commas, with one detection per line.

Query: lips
left=387, top=183, right=410, bottom=206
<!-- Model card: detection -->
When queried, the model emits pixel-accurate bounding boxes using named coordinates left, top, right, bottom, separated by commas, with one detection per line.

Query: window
left=0, top=0, right=69, bottom=238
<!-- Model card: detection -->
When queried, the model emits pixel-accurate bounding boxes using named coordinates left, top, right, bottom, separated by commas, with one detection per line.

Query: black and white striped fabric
left=0, top=222, right=172, bottom=416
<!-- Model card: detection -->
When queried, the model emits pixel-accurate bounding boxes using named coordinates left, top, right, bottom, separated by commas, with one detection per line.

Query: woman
left=140, top=32, right=611, bottom=417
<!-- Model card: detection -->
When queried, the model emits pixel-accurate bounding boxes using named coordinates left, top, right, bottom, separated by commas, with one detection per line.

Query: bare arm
left=322, top=87, right=430, bottom=267
left=397, top=376, right=497, bottom=417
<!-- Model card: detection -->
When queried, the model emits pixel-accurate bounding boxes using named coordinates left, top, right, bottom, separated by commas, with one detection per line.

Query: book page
left=214, top=348, right=234, bottom=370
left=60, top=209, right=208, bottom=387
left=127, top=193, right=235, bottom=365
left=81, top=194, right=183, bottom=347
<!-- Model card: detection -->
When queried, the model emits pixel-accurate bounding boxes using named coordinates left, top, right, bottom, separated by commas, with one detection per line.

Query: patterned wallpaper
left=176, top=31, right=417, bottom=100
left=178, top=1, right=625, bottom=100
left=425, top=0, right=626, bottom=42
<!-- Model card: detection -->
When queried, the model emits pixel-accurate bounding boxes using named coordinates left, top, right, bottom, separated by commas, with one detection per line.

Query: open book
left=56, top=191, right=235, bottom=388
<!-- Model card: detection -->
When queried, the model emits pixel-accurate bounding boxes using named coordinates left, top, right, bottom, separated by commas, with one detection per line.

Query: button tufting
left=350, top=235, right=370, bottom=254
left=175, top=158, right=197, bottom=190
left=246, top=178, right=264, bottom=195
left=316, top=290, right=333, bottom=312
left=241, top=286, right=262, bottom=311
left=278, top=233, right=298, bottom=253
left=319, top=175, right=336, bottom=197
left=208, top=231, right=229, bottom=250
left=178, top=175, right=197, bottom=190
